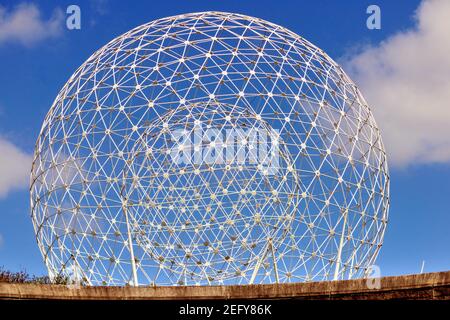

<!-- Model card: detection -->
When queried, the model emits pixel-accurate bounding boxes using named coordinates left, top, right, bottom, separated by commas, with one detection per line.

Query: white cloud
left=0, top=137, right=31, bottom=198
left=343, top=0, right=450, bottom=167
left=0, top=3, right=64, bottom=46
left=91, top=0, right=109, bottom=16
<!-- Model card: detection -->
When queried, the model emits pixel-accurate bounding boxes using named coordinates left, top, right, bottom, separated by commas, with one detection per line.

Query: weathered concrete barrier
left=0, top=271, right=448, bottom=300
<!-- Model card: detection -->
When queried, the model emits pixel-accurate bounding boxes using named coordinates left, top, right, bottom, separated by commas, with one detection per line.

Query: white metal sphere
left=30, top=11, right=389, bottom=286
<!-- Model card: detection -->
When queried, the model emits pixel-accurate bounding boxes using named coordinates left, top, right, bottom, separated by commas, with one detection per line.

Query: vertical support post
left=269, top=240, right=279, bottom=284
left=249, top=238, right=279, bottom=284
left=122, top=171, right=139, bottom=286
left=123, top=203, right=139, bottom=286
left=334, top=209, right=348, bottom=280
left=249, top=241, right=270, bottom=284
left=420, top=260, right=425, bottom=274
left=348, top=254, right=356, bottom=279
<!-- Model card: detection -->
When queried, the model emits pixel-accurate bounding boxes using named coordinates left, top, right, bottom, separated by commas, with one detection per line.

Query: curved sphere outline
left=30, top=11, right=389, bottom=286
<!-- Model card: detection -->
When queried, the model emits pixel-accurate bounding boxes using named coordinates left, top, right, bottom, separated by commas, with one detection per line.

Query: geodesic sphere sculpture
left=30, top=11, right=389, bottom=286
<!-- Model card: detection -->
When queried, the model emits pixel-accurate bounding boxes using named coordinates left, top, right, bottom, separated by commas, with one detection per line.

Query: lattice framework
left=30, top=12, right=389, bottom=286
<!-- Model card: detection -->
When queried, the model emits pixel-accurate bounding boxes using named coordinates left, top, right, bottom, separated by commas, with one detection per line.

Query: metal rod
left=249, top=241, right=270, bottom=284
left=122, top=171, right=139, bottom=286
left=420, top=260, right=425, bottom=274
left=334, top=209, right=348, bottom=280
left=269, top=240, right=279, bottom=283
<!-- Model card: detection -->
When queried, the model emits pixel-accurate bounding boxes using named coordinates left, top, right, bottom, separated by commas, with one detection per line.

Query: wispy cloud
left=344, top=0, right=450, bottom=167
left=0, top=3, right=64, bottom=46
left=0, top=137, right=31, bottom=198
left=89, top=0, right=109, bottom=27
left=91, top=0, right=109, bottom=16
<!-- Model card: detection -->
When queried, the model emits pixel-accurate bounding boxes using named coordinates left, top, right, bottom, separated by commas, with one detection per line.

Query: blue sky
left=0, top=0, right=448, bottom=277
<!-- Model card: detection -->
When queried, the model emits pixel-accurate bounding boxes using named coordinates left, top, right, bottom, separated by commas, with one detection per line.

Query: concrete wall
left=0, top=271, right=448, bottom=300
